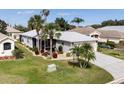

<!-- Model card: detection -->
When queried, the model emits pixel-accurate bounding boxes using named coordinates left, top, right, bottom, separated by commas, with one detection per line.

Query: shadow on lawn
left=68, top=59, right=91, bottom=68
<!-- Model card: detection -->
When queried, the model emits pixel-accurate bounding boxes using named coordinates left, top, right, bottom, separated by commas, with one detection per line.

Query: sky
left=0, top=9, right=124, bottom=27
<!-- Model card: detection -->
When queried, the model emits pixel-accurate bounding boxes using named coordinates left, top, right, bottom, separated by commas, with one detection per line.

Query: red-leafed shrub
left=52, top=52, right=58, bottom=58
left=4, top=56, right=9, bottom=59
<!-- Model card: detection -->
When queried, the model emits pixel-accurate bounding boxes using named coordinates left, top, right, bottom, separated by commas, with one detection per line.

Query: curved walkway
left=91, top=52, right=124, bottom=80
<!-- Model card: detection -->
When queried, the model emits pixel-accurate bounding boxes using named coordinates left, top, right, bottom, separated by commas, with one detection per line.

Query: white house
left=0, top=33, right=15, bottom=57
left=20, top=30, right=98, bottom=52
left=6, top=26, right=22, bottom=40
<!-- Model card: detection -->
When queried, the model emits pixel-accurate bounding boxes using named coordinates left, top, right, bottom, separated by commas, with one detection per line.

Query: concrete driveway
left=91, top=52, right=124, bottom=80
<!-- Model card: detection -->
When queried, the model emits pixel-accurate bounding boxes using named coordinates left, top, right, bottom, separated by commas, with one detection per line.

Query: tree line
left=91, top=19, right=124, bottom=29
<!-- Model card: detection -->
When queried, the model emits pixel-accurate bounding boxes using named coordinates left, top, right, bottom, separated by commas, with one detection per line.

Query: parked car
left=98, top=43, right=111, bottom=49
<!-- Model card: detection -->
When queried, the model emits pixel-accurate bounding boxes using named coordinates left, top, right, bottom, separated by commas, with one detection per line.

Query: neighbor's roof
left=6, top=26, right=21, bottom=33
left=57, top=31, right=97, bottom=43
left=70, top=27, right=96, bottom=35
left=21, top=30, right=37, bottom=37
left=0, top=33, right=14, bottom=42
left=97, top=26, right=124, bottom=32
left=98, top=30, right=124, bottom=39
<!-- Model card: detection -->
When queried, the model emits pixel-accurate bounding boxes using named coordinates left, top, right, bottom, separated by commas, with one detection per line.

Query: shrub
left=58, top=45, right=63, bottom=54
left=119, top=41, right=124, bottom=45
left=107, top=41, right=116, bottom=49
left=66, top=52, right=71, bottom=57
left=52, top=52, right=58, bottom=58
left=97, top=47, right=102, bottom=52
left=41, top=50, right=44, bottom=53
left=42, top=51, right=49, bottom=57
left=12, top=49, right=24, bottom=59
left=29, top=47, right=33, bottom=51
left=33, top=47, right=39, bottom=55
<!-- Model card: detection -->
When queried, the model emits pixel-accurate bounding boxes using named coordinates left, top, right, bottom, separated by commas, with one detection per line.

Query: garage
left=55, top=31, right=98, bottom=52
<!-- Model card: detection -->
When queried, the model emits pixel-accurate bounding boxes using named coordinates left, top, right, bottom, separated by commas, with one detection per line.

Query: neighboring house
left=20, top=30, right=98, bottom=52
left=6, top=26, right=22, bottom=40
left=71, top=27, right=101, bottom=39
left=0, top=33, right=15, bottom=57
left=97, top=26, right=124, bottom=43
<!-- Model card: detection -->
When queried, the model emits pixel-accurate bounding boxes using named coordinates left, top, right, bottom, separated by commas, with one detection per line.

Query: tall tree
left=40, top=9, right=50, bottom=51
left=45, top=23, right=61, bottom=57
left=55, top=17, right=70, bottom=31
left=14, top=25, right=29, bottom=32
left=41, top=9, right=50, bottom=23
left=71, top=17, right=84, bottom=26
left=0, top=19, right=7, bottom=34
left=28, top=17, right=35, bottom=30
left=30, top=15, right=43, bottom=53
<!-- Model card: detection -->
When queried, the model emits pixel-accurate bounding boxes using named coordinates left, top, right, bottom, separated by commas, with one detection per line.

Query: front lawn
left=0, top=43, right=113, bottom=84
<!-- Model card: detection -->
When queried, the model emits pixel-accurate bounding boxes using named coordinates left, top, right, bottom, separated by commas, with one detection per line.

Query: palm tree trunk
left=79, top=62, right=83, bottom=68
left=37, top=36, right=40, bottom=53
left=50, top=38, right=53, bottom=57
left=77, top=56, right=82, bottom=68
left=44, top=40, right=46, bottom=51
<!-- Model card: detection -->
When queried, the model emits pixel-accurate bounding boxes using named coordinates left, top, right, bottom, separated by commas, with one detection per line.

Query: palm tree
left=41, top=9, right=50, bottom=51
left=41, top=9, right=50, bottom=22
left=45, top=23, right=61, bottom=57
left=33, top=15, right=43, bottom=53
left=70, top=44, right=83, bottom=68
left=81, top=43, right=96, bottom=68
left=71, top=17, right=84, bottom=26
left=28, top=17, right=35, bottom=30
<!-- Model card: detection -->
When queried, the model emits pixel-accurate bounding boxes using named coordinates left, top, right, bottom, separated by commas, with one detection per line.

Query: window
left=4, top=43, right=11, bottom=50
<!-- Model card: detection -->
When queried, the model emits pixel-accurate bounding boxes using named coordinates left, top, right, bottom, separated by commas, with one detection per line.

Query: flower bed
left=0, top=56, right=16, bottom=60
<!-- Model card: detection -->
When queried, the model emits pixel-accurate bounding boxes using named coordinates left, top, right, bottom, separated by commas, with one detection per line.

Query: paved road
left=91, top=52, right=124, bottom=80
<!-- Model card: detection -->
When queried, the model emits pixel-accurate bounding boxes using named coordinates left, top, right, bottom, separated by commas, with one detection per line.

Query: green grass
left=99, top=48, right=124, bottom=60
left=0, top=43, right=113, bottom=84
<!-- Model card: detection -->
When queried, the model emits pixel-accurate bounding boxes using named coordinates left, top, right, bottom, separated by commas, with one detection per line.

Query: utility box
left=47, top=64, right=57, bottom=72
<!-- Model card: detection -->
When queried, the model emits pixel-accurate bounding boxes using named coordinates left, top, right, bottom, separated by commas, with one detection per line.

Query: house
left=97, top=26, right=124, bottom=43
left=20, top=30, right=98, bottom=52
left=56, top=31, right=98, bottom=52
left=6, top=26, right=22, bottom=40
left=70, top=27, right=101, bottom=39
left=0, top=33, right=15, bottom=57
